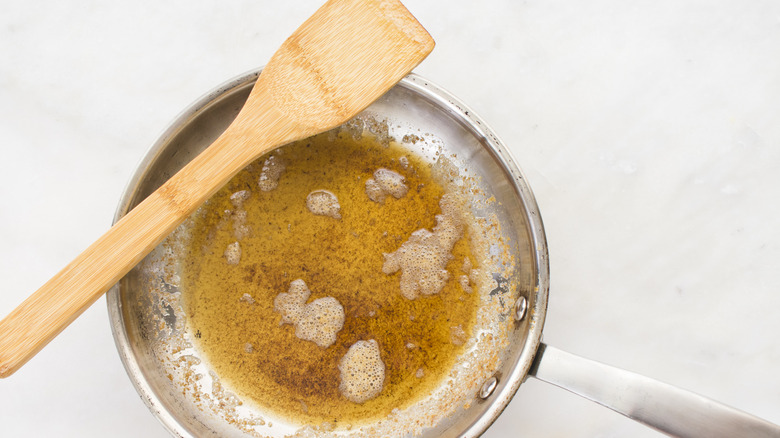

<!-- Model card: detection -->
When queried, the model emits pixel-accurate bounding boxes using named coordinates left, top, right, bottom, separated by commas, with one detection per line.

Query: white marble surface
left=1, top=0, right=779, bottom=436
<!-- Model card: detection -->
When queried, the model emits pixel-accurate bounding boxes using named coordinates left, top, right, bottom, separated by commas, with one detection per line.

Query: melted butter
left=182, top=130, right=480, bottom=426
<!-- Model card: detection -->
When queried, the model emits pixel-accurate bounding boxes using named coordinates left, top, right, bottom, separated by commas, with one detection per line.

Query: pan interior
left=108, top=72, right=548, bottom=438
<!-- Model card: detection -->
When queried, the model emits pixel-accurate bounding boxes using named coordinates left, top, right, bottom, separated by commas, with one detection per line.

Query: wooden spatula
left=0, top=0, right=434, bottom=378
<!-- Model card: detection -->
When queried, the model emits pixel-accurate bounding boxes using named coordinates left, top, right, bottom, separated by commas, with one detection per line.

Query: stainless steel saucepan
left=108, top=69, right=780, bottom=437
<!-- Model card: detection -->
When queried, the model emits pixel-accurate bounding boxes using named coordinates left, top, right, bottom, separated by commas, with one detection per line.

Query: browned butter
left=182, top=129, right=480, bottom=426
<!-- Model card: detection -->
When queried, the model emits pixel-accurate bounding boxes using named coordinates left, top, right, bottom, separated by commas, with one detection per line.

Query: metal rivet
left=479, top=376, right=498, bottom=399
left=515, top=296, right=528, bottom=321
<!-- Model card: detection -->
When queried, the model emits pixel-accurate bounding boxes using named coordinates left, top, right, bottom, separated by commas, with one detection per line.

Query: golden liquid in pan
left=182, top=130, right=480, bottom=425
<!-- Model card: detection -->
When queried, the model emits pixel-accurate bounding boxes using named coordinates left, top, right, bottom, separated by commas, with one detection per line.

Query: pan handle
left=528, top=343, right=780, bottom=438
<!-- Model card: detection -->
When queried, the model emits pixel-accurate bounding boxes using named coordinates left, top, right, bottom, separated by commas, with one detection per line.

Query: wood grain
left=0, top=0, right=433, bottom=378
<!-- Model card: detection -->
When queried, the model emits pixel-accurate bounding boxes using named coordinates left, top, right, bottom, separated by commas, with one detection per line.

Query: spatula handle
left=0, top=121, right=276, bottom=378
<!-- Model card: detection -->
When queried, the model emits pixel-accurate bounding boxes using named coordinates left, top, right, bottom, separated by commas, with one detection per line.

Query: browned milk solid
left=182, top=130, right=480, bottom=426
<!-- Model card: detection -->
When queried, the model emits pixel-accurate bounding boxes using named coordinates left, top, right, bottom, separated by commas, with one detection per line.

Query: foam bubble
left=306, top=190, right=341, bottom=219
left=462, top=257, right=472, bottom=273
left=230, top=190, right=251, bottom=208
left=338, top=339, right=385, bottom=404
left=232, top=209, right=252, bottom=240
left=342, top=118, right=365, bottom=141
left=459, top=275, right=473, bottom=294
left=274, top=279, right=310, bottom=325
left=273, top=279, right=345, bottom=348
left=365, top=118, right=391, bottom=147
left=294, top=297, right=344, bottom=348
left=450, top=325, right=467, bottom=346
left=224, top=241, right=241, bottom=265
left=365, top=168, right=408, bottom=203
left=365, top=178, right=386, bottom=203
left=469, top=269, right=480, bottom=284
left=382, top=193, right=465, bottom=299
left=374, top=169, right=408, bottom=198
left=258, top=155, right=285, bottom=191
